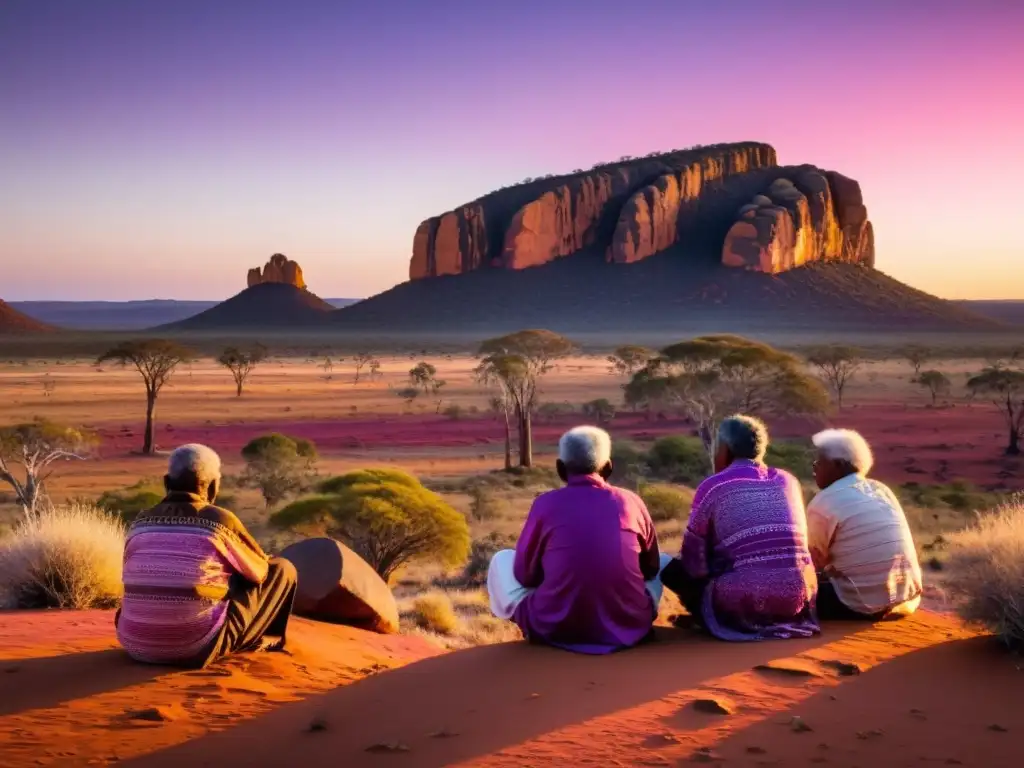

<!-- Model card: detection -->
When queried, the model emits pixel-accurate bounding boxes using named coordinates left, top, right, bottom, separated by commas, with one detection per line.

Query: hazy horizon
left=2, top=0, right=1022, bottom=302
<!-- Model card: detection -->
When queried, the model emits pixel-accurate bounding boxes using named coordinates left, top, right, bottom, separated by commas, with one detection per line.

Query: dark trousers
left=815, top=575, right=888, bottom=622
left=659, top=557, right=708, bottom=621
left=201, top=557, right=299, bottom=666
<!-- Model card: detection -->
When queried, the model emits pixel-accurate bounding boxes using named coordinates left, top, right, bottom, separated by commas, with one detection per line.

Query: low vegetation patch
left=0, top=503, right=125, bottom=609
left=638, top=483, right=695, bottom=523
left=945, top=497, right=1024, bottom=649
left=408, top=591, right=463, bottom=635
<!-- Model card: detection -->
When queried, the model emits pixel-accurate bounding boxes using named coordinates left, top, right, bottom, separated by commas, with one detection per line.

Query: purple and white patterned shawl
left=680, top=459, right=819, bottom=641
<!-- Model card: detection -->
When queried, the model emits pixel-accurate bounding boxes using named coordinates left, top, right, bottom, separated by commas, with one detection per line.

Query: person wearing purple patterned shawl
left=660, top=416, right=820, bottom=641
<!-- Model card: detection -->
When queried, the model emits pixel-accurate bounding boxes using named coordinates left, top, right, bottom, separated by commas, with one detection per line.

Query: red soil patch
left=93, top=402, right=1021, bottom=489
left=0, top=610, right=439, bottom=767
left=2, top=611, right=1019, bottom=767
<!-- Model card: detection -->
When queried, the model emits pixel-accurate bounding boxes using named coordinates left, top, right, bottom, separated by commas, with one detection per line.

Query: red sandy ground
left=93, top=403, right=1022, bottom=489
left=2, top=610, right=1022, bottom=767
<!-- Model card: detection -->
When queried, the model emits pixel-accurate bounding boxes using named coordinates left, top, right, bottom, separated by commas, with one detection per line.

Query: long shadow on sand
left=127, top=625, right=856, bottom=767
left=0, top=648, right=173, bottom=716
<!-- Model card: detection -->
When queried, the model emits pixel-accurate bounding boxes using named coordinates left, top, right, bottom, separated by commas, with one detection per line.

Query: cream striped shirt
left=807, top=474, right=923, bottom=616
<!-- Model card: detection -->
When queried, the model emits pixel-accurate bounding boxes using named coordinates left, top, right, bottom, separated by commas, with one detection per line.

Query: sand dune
left=2, top=610, right=1020, bottom=767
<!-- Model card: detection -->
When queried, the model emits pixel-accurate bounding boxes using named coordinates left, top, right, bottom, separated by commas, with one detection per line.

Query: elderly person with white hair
left=808, top=428, right=923, bottom=620
left=487, top=426, right=669, bottom=654
left=660, top=415, right=820, bottom=641
left=116, top=444, right=298, bottom=667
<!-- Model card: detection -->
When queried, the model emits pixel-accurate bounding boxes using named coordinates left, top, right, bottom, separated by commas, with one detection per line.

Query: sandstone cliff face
left=410, top=143, right=777, bottom=279
left=247, top=253, right=306, bottom=290
left=721, top=167, right=874, bottom=274
left=409, top=143, right=875, bottom=281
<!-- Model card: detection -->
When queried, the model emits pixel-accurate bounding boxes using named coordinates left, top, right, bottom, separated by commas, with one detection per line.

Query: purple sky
left=1, top=0, right=1022, bottom=301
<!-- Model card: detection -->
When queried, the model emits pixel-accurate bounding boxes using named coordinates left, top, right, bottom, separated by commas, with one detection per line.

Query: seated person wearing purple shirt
left=487, top=426, right=670, bottom=654
left=660, top=415, right=820, bottom=642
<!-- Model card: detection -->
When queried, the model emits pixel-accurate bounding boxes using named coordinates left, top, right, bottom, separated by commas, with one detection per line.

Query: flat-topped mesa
left=721, top=167, right=875, bottom=274
left=410, top=142, right=778, bottom=280
left=247, top=253, right=307, bottom=290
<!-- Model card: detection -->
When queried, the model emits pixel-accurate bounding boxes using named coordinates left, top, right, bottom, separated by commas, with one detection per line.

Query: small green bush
left=96, top=482, right=164, bottom=524
left=461, top=531, right=517, bottom=585
left=647, top=435, right=708, bottom=484
left=765, top=441, right=815, bottom=482
left=639, top=483, right=695, bottom=523
left=318, top=467, right=421, bottom=494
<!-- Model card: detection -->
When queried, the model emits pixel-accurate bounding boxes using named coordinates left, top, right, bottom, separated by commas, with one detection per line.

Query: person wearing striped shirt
left=807, top=428, right=923, bottom=621
left=116, top=444, right=298, bottom=667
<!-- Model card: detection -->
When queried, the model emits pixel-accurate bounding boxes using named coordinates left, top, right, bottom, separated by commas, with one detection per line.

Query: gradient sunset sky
left=1, top=0, right=1021, bottom=302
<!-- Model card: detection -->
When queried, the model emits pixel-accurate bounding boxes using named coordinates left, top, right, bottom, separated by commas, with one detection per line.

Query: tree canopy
left=271, top=469, right=470, bottom=580
left=240, top=433, right=318, bottom=507
left=0, top=419, right=97, bottom=518
left=217, top=344, right=267, bottom=396
left=967, top=367, right=1024, bottom=454
left=625, top=335, right=828, bottom=465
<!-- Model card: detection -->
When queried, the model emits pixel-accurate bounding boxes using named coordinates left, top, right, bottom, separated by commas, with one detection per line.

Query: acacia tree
left=217, top=343, right=267, bottom=396
left=806, top=345, right=863, bottom=409
left=967, top=368, right=1024, bottom=455
left=408, top=362, right=442, bottom=394
left=899, top=344, right=932, bottom=380
left=241, top=433, right=318, bottom=507
left=352, top=352, right=376, bottom=383
left=606, top=345, right=656, bottom=377
left=0, top=420, right=96, bottom=519
left=917, top=370, right=951, bottom=405
left=476, top=330, right=576, bottom=468
left=625, top=335, right=828, bottom=468
left=98, top=339, right=195, bottom=454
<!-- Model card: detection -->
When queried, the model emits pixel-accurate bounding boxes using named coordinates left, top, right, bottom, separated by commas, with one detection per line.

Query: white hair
left=718, top=415, right=769, bottom=462
left=558, top=426, right=612, bottom=475
left=167, top=443, right=222, bottom=488
left=812, top=428, right=874, bottom=475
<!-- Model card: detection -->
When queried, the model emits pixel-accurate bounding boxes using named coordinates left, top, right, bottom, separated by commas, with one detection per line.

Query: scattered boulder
left=247, top=253, right=306, bottom=290
left=280, top=538, right=400, bottom=634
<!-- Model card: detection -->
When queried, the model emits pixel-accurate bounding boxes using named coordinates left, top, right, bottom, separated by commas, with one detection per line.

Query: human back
left=516, top=477, right=658, bottom=650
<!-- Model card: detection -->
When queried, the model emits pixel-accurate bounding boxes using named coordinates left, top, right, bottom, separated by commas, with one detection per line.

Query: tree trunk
left=519, top=410, right=533, bottom=468
left=502, top=409, right=512, bottom=471
left=236, top=379, right=244, bottom=397
left=143, top=392, right=157, bottom=454
left=1007, top=428, right=1020, bottom=456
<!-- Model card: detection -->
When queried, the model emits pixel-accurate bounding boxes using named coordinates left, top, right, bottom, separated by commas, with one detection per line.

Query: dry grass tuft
left=0, top=503, right=125, bottom=609
left=409, top=590, right=463, bottom=635
left=945, top=497, right=1024, bottom=649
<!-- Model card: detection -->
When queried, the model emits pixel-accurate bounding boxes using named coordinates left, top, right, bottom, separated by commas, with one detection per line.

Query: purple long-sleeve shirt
left=681, top=459, right=819, bottom=641
left=513, top=474, right=661, bottom=654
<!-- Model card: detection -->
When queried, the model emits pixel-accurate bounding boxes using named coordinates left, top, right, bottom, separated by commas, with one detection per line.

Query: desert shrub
left=0, top=503, right=124, bottom=609
left=898, top=481, right=1001, bottom=513
left=945, top=498, right=1024, bottom=649
left=443, top=404, right=464, bottom=420
left=240, top=433, right=318, bottom=508
left=96, top=481, right=164, bottom=524
left=581, top=398, right=616, bottom=425
left=409, top=591, right=463, bottom=635
left=318, top=468, right=422, bottom=495
left=468, top=486, right=509, bottom=521
left=462, top=531, right=518, bottom=585
left=764, top=441, right=815, bottom=482
left=639, top=483, right=695, bottom=523
left=647, top=435, right=708, bottom=484
left=609, top=441, right=648, bottom=489
left=272, top=469, right=470, bottom=581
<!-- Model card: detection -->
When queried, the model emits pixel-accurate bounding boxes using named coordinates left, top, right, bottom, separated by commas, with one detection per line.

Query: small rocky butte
left=247, top=253, right=306, bottom=290
left=410, top=142, right=873, bottom=279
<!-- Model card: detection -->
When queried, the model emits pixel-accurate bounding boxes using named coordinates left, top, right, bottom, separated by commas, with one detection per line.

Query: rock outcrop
left=410, top=142, right=876, bottom=281
left=247, top=253, right=306, bottom=290
left=410, top=143, right=778, bottom=279
left=721, top=167, right=874, bottom=274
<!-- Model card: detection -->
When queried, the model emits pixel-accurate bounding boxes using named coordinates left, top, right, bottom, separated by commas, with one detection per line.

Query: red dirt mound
left=0, top=299, right=55, bottom=333
left=2, top=610, right=1021, bottom=767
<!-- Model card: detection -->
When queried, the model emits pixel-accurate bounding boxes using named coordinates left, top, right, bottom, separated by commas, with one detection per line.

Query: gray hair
left=167, top=443, right=222, bottom=490
left=812, top=428, right=874, bottom=475
left=558, top=425, right=612, bottom=475
left=717, top=415, right=769, bottom=462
